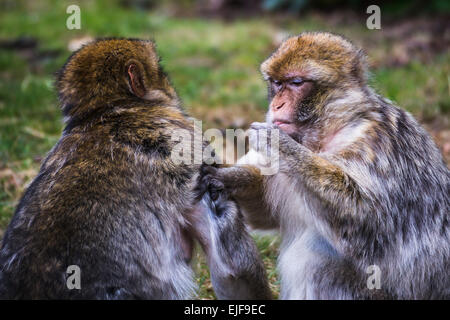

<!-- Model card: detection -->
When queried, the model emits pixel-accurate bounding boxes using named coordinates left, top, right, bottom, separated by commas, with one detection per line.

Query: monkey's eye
left=270, top=78, right=282, bottom=87
left=273, top=79, right=282, bottom=86
left=290, top=78, right=304, bottom=86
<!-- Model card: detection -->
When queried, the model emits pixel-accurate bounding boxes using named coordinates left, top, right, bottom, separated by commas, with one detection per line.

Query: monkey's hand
left=199, top=164, right=277, bottom=230
left=252, top=122, right=367, bottom=214
left=248, top=121, right=308, bottom=170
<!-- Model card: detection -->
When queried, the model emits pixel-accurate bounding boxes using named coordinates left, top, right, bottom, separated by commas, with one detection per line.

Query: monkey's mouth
left=273, top=120, right=292, bottom=127
left=273, top=120, right=296, bottom=133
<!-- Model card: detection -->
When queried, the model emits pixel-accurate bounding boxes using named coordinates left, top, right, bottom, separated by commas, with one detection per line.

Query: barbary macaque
left=0, top=38, right=270, bottom=300
left=202, top=32, right=450, bottom=299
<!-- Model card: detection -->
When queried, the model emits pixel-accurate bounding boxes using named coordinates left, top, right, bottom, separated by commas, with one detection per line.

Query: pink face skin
left=266, top=74, right=314, bottom=136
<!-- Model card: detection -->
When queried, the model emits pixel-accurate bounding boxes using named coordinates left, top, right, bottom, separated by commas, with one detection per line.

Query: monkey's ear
left=126, top=62, right=146, bottom=98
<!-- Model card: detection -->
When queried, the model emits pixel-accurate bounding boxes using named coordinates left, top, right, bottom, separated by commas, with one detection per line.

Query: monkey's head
left=260, top=32, right=368, bottom=137
left=57, top=38, right=177, bottom=120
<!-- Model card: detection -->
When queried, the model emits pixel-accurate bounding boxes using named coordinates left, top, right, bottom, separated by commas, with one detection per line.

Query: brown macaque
left=0, top=38, right=270, bottom=300
left=202, top=32, right=450, bottom=299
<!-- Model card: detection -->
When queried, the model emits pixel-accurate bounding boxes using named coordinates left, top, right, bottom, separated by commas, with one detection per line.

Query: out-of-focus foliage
left=260, top=0, right=450, bottom=14
left=185, top=0, right=450, bottom=16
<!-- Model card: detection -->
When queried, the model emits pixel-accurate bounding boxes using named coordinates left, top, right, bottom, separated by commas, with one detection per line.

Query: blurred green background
left=0, top=0, right=449, bottom=299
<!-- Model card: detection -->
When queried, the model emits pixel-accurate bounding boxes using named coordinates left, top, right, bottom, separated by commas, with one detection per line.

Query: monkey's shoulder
left=71, top=103, right=193, bottom=159
left=332, top=101, right=444, bottom=166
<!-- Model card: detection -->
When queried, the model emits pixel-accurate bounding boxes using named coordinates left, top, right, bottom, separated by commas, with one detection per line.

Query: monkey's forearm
left=280, top=145, right=381, bottom=256
left=218, top=165, right=263, bottom=197
left=281, top=143, right=366, bottom=213
left=234, top=192, right=279, bottom=230
left=220, top=165, right=279, bottom=230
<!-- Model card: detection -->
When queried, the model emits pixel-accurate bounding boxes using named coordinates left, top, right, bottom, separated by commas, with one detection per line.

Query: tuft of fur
left=261, top=32, right=368, bottom=86
left=57, top=38, right=178, bottom=120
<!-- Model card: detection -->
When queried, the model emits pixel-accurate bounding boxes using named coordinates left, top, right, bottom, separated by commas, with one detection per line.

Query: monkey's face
left=265, top=75, right=316, bottom=136
left=261, top=32, right=368, bottom=139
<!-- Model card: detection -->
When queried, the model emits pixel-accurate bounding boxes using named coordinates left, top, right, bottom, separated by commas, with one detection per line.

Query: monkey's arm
left=250, top=122, right=370, bottom=213
left=282, top=144, right=364, bottom=212
left=188, top=191, right=272, bottom=300
left=249, top=123, right=382, bottom=253
left=202, top=165, right=279, bottom=230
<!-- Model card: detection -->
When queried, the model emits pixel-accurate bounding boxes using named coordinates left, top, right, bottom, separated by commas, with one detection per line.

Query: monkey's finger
left=248, top=128, right=273, bottom=155
left=207, top=178, right=225, bottom=192
left=250, top=122, right=267, bottom=130
left=199, top=173, right=223, bottom=190
left=200, top=165, right=218, bottom=177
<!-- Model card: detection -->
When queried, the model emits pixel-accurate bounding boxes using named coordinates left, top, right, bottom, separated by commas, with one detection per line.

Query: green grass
left=371, top=55, right=450, bottom=119
left=0, top=0, right=448, bottom=299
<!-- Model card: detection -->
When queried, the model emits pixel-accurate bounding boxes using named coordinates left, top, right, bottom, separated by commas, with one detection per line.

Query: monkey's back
left=0, top=104, right=198, bottom=299
left=376, top=102, right=449, bottom=299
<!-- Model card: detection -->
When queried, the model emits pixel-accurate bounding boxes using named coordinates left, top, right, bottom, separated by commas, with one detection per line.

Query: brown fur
left=0, top=38, right=271, bottom=300
left=203, top=32, right=449, bottom=299
left=0, top=39, right=197, bottom=299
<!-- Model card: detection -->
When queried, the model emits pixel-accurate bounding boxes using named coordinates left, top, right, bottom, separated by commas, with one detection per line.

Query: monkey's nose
left=274, top=102, right=285, bottom=110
